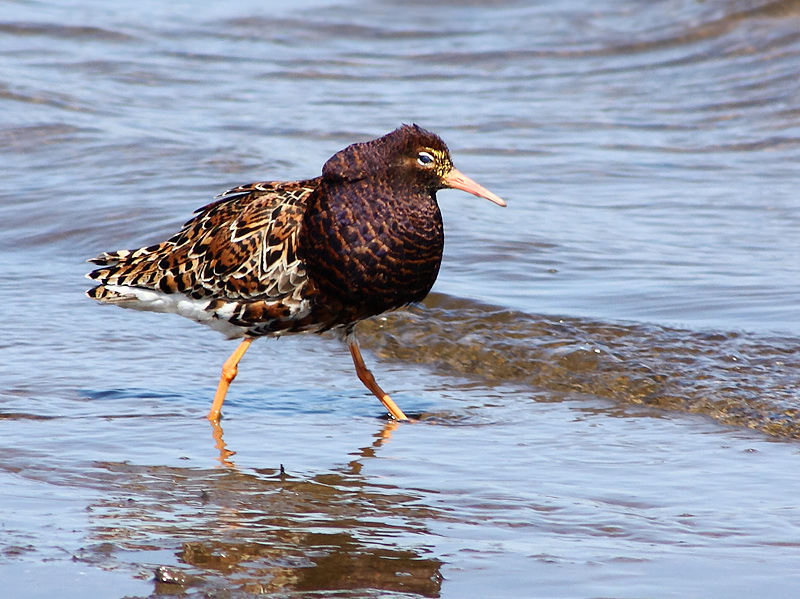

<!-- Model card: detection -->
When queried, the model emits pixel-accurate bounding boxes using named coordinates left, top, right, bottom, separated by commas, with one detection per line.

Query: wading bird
left=87, top=125, right=505, bottom=421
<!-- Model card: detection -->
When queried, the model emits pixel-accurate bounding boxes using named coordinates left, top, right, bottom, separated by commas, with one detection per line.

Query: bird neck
left=312, top=176, right=441, bottom=239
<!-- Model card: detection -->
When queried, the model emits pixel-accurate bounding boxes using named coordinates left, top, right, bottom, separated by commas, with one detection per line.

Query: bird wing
left=87, top=179, right=320, bottom=304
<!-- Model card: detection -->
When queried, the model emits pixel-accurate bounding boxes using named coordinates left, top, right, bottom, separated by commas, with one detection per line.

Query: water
left=2, top=0, right=800, bottom=597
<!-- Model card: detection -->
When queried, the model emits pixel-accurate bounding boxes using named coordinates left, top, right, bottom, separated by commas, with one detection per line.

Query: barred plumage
left=88, top=180, right=319, bottom=337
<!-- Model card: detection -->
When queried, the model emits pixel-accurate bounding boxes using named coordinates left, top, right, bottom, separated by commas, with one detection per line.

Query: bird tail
left=85, top=244, right=175, bottom=304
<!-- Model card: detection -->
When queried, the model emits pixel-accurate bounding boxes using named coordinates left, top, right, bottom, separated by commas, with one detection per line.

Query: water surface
left=2, top=0, right=800, bottom=597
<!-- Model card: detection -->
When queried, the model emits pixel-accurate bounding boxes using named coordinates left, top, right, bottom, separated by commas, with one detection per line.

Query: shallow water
left=2, top=0, right=800, bottom=597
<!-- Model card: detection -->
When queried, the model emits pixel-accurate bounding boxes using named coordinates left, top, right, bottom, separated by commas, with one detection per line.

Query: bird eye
left=417, top=151, right=435, bottom=166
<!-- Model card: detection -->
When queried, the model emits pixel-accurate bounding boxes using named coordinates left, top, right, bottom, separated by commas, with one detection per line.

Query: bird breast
left=299, top=179, right=444, bottom=318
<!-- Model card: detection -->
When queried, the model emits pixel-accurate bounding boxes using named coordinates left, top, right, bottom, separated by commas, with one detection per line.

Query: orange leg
left=208, top=337, right=255, bottom=422
left=348, top=336, right=408, bottom=421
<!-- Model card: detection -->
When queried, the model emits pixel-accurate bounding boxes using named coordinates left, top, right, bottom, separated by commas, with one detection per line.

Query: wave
left=358, top=293, right=800, bottom=439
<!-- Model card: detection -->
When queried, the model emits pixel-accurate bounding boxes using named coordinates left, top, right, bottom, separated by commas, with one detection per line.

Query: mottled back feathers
left=87, top=180, right=319, bottom=337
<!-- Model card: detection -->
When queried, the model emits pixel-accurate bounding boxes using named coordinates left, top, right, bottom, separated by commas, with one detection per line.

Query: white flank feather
left=102, top=284, right=247, bottom=338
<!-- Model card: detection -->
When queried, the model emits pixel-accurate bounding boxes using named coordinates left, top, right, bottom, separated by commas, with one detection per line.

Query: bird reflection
left=210, top=415, right=403, bottom=470
left=90, top=414, right=441, bottom=597
left=209, top=418, right=236, bottom=469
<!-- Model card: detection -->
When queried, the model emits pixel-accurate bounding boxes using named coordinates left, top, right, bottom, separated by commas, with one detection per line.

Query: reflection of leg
left=210, top=418, right=236, bottom=469
left=347, top=334, right=408, bottom=421
left=375, top=420, right=399, bottom=446
left=208, top=337, right=255, bottom=422
left=346, top=420, right=401, bottom=475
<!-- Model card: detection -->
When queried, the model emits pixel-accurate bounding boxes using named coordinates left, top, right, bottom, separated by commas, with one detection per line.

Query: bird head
left=322, top=124, right=506, bottom=207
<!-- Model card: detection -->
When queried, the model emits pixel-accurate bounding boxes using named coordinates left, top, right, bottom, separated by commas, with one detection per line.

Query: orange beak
left=444, top=168, right=506, bottom=207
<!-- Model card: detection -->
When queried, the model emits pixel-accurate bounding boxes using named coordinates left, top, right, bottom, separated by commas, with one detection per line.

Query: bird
left=86, top=125, right=505, bottom=422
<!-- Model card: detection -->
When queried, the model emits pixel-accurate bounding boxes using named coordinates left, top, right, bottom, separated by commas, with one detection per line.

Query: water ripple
left=360, top=294, right=800, bottom=439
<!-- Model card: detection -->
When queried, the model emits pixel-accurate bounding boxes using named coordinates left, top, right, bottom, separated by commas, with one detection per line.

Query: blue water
left=2, top=0, right=800, bottom=597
